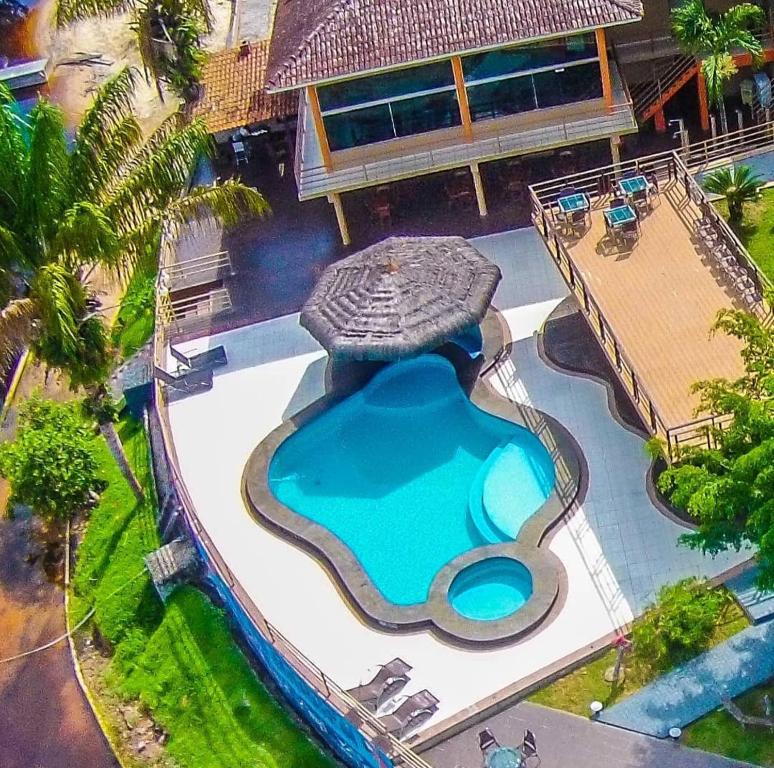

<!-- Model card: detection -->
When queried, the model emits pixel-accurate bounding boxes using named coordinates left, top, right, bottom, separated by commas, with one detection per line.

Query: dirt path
left=0, top=512, right=119, bottom=768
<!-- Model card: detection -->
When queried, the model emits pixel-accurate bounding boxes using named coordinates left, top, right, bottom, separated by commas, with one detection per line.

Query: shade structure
left=300, top=236, right=502, bottom=361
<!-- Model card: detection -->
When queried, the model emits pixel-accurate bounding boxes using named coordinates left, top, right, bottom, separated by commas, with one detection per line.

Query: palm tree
left=0, top=69, right=268, bottom=497
left=672, top=0, right=765, bottom=134
left=55, top=0, right=211, bottom=98
left=702, top=163, right=763, bottom=223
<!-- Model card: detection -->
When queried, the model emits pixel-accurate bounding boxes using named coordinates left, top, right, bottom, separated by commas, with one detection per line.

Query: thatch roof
left=300, top=236, right=501, bottom=361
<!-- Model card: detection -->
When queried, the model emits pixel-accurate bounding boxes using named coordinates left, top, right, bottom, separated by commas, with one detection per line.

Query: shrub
left=632, top=578, right=729, bottom=672
left=0, top=395, right=100, bottom=521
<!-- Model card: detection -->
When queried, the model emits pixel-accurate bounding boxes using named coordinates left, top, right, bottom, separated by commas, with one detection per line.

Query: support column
left=697, top=68, right=711, bottom=133
left=307, top=85, right=333, bottom=171
left=595, top=28, right=614, bottom=113
left=609, top=135, right=622, bottom=176
left=451, top=56, right=473, bottom=140
left=470, top=163, right=487, bottom=217
left=654, top=106, right=667, bottom=134
left=328, top=193, right=350, bottom=246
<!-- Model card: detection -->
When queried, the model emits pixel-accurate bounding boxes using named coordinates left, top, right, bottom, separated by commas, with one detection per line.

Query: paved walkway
left=422, top=701, right=753, bottom=768
left=599, top=620, right=774, bottom=738
left=727, top=568, right=774, bottom=624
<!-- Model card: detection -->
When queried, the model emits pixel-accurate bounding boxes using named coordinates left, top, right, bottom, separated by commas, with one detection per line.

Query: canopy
left=300, top=236, right=501, bottom=361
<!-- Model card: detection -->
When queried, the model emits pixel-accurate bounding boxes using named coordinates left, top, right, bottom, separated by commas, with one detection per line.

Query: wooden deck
left=559, top=180, right=745, bottom=430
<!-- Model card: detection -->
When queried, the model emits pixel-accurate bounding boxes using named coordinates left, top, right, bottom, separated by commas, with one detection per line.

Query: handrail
left=629, top=54, right=696, bottom=117
left=685, top=119, right=774, bottom=169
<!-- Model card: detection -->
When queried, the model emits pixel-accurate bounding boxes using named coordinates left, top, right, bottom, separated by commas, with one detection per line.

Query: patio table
left=557, top=193, right=590, bottom=215
left=485, top=746, right=525, bottom=768
left=604, top=204, right=637, bottom=228
left=618, top=175, right=648, bottom=196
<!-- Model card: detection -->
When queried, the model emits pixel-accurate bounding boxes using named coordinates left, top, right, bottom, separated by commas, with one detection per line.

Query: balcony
left=295, top=63, right=636, bottom=200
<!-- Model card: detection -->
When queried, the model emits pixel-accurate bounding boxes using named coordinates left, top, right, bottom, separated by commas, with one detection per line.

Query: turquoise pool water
left=269, top=355, right=555, bottom=608
left=449, top=558, right=533, bottom=621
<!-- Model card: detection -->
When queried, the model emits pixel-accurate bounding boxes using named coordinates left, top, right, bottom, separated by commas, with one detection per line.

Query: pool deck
left=165, top=228, right=748, bottom=741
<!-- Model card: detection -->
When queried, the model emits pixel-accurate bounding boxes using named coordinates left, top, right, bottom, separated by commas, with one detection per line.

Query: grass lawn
left=110, top=257, right=157, bottom=360
left=528, top=597, right=749, bottom=717
left=714, top=190, right=774, bottom=283
left=684, top=679, right=774, bottom=766
left=72, top=415, right=334, bottom=768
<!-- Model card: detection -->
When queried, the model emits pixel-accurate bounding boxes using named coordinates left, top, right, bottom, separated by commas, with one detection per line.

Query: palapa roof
left=188, top=40, right=298, bottom=134
left=300, top=236, right=501, bottom=361
left=266, top=0, right=643, bottom=91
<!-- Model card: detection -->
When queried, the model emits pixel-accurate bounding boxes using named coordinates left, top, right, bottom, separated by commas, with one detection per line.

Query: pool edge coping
left=241, top=307, right=585, bottom=646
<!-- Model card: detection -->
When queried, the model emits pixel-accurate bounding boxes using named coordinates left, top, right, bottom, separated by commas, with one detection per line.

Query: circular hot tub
left=448, top=557, right=533, bottom=622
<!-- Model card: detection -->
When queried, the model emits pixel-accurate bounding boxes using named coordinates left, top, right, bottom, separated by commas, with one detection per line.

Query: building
left=263, top=0, right=644, bottom=243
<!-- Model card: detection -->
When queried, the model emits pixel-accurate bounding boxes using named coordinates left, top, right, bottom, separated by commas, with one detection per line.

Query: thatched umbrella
left=300, top=236, right=501, bottom=361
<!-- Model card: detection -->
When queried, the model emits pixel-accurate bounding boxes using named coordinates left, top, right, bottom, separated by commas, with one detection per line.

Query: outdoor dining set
left=694, top=213, right=763, bottom=311
left=554, top=169, right=660, bottom=248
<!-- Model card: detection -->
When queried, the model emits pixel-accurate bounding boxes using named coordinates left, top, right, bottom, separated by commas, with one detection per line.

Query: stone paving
left=727, top=568, right=774, bottom=624
left=422, top=701, right=754, bottom=768
left=599, top=620, right=774, bottom=738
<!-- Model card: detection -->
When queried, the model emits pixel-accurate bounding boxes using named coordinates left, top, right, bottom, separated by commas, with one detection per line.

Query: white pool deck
left=166, top=228, right=749, bottom=736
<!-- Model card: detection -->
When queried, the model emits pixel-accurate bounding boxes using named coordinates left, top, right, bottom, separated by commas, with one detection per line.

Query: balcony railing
left=295, top=64, right=636, bottom=199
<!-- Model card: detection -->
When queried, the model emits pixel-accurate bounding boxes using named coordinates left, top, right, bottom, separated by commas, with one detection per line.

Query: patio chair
left=378, top=689, right=439, bottom=737
left=346, top=658, right=412, bottom=711
left=557, top=186, right=579, bottom=198
left=522, top=729, right=540, bottom=767
left=622, top=169, right=637, bottom=179
left=620, top=219, right=639, bottom=246
left=170, top=344, right=228, bottom=372
left=232, top=140, right=248, bottom=166
left=153, top=365, right=213, bottom=393
left=478, top=728, right=499, bottom=755
left=610, top=195, right=626, bottom=208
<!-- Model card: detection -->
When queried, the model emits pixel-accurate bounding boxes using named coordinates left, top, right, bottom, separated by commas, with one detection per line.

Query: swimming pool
left=268, top=355, right=555, bottom=608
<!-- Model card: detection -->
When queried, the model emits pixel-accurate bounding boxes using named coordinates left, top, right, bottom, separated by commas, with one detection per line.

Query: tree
left=55, top=0, right=211, bottom=98
left=702, top=164, right=764, bottom=223
left=0, top=71, right=268, bottom=495
left=632, top=578, right=729, bottom=672
left=658, top=302, right=774, bottom=587
left=0, top=395, right=100, bottom=521
left=672, top=0, right=764, bottom=134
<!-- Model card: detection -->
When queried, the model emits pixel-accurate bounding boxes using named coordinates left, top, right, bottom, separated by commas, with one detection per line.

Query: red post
left=654, top=106, right=667, bottom=134
left=697, top=68, right=711, bottom=133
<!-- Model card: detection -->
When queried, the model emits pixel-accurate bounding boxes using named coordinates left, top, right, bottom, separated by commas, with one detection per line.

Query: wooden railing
left=160, top=250, right=233, bottom=289
left=684, top=120, right=774, bottom=170
left=529, top=147, right=771, bottom=460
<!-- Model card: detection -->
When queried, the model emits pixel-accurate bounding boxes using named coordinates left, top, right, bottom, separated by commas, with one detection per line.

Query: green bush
left=0, top=395, right=100, bottom=520
left=632, top=578, right=730, bottom=672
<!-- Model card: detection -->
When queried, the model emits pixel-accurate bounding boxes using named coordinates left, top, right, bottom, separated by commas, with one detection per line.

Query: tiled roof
left=266, top=0, right=643, bottom=91
left=189, top=40, right=298, bottom=134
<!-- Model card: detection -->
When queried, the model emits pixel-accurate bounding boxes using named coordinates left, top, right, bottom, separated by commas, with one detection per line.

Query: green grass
left=528, top=598, right=749, bottom=717
left=715, top=189, right=774, bottom=283
left=111, top=259, right=157, bottom=360
left=684, top=680, right=774, bottom=766
left=72, top=415, right=334, bottom=768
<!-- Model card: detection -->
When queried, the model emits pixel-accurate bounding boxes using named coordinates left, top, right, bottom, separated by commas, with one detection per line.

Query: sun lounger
left=378, top=689, right=439, bottom=737
left=170, top=344, right=228, bottom=371
left=153, top=365, right=213, bottom=393
left=346, top=658, right=412, bottom=710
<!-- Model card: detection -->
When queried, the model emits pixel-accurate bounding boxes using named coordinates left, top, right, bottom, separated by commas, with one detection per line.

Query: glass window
left=318, top=62, right=456, bottom=111
left=532, top=62, right=603, bottom=109
left=391, top=92, right=461, bottom=136
left=467, top=77, right=536, bottom=121
left=323, top=105, right=394, bottom=151
left=462, top=34, right=596, bottom=82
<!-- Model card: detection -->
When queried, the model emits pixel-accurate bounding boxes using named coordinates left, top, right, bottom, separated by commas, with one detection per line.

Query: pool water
left=449, top=558, right=533, bottom=621
left=269, top=355, right=554, bottom=608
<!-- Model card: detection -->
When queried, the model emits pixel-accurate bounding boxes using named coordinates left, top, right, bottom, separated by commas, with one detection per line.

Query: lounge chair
left=479, top=727, right=499, bottom=755
left=522, top=729, right=540, bottom=766
left=153, top=365, right=213, bottom=393
left=346, top=658, right=412, bottom=711
left=378, top=689, right=439, bottom=737
left=170, top=344, right=228, bottom=371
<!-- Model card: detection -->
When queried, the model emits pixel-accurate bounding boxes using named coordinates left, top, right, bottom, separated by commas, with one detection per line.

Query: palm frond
left=0, top=297, right=37, bottom=371
left=55, top=0, right=137, bottom=26
left=71, top=114, right=143, bottom=202
left=0, top=84, right=30, bottom=228
left=20, top=100, right=70, bottom=262
left=672, top=0, right=712, bottom=55
left=32, top=263, right=82, bottom=358
left=0, top=223, right=27, bottom=272
left=51, top=202, right=123, bottom=274
left=702, top=53, right=738, bottom=108
left=164, top=180, right=270, bottom=232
